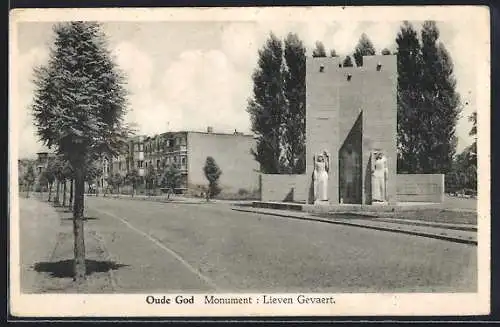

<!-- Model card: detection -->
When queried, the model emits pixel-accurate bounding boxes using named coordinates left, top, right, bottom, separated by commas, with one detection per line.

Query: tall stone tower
left=305, top=55, right=398, bottom=204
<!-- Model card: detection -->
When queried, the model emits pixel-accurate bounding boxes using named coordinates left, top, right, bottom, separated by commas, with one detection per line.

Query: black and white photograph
left=9, top=6, right=490, bottom=317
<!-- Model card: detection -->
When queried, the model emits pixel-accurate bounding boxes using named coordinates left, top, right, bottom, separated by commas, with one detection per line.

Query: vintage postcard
left=9, top=6, right=490, bottom=318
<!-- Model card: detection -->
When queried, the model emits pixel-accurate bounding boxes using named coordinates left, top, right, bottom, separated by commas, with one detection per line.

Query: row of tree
left=106, top=156, right=223, bottom=201
left=248, top=21, right=468, bottom=187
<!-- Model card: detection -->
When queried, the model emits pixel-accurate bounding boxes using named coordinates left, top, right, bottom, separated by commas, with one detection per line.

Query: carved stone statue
left=371, top=150, right=388, bottom=203
left=313, top=150, right=330, bottom=203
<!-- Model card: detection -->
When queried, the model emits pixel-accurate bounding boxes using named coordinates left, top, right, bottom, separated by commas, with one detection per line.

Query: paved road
left=85, top=196, right=477, bottom=293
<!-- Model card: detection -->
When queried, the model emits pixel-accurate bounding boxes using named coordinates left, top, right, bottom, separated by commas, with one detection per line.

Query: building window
left=181, top=157, right=186, bottom=164
left=157, top=160, right=160, bottom=168
left=145, top=162, right=148, bottom=168
left=119, top=162, right=122, bottom=170
left=138, top=160, right=144, bottom=168
left=174, top=156, right=177, bottom=163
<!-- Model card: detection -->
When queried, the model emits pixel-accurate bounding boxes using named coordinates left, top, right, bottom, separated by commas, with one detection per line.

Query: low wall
left=396, top=174, right=444, bottom=203
left=260, top=174, right=309, bottom=203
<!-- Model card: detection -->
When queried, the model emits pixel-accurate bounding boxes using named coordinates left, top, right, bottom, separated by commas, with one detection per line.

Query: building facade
left=109, top=128, right=259, bottom=195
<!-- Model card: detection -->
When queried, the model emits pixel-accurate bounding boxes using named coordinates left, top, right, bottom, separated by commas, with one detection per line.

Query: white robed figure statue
left=313, top=150, right=330, bottom=203
left=371, top=150, right=388, bottom=203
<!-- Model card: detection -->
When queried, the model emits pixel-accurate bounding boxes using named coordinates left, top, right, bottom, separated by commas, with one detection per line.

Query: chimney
left=207, top=126, right=213, bottom=133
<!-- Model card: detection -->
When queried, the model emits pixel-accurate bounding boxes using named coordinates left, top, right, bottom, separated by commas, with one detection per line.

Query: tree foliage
left=312, top=41, right=327, bottom=57
left=282, top=33, right=306, bottom=174
left=353, top=33, right=376, bottom=67
left=160, top=165, right=182, bottom=196
left=23, top=165, right=36, bottom=197
left=418, top=21, right=461, bottom=173
left=342, top=55, right=354, bottom=67
left=107, top=173, right=123, bottom=193
left=145, top=165, right=159, bottom=193
left=396, top=21, right=461, bottom=174
left=31, top=22, right=130, bottom=282
left=247, top=33, right=286, bottom=174
left=330, top=49, right=338, bottom=57
left=203, top=156, right=222, bottom=199
left=125, top=169, right=142, bottom=196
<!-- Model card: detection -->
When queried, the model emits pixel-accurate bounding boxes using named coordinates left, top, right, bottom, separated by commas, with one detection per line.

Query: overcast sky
left=14, top=19, right=478, bottom=159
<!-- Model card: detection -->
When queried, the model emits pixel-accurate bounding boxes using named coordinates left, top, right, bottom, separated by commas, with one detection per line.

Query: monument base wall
left=396, top=174, right=445, bottom=203
left=260, top=174, right=309, bottom=203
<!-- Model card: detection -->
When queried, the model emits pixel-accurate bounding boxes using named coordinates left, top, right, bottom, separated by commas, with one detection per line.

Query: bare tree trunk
left=62, top=180, right=67, bottom=207
left=54, top=180, right=60, bottom=205
left=69, top=179, right=74, bottom=208
left=26, top=184, right=30, bottom=198
left=72, top=165, right=86, bottom=283
left=48, top=183, right=53, bottom=202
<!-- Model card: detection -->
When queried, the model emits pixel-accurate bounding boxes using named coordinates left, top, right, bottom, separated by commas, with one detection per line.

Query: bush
left=238, top=188, right=249, bottom=196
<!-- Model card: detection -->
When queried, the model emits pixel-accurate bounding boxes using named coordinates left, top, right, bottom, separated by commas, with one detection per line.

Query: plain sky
left=13, top=18, right=478, bottom=159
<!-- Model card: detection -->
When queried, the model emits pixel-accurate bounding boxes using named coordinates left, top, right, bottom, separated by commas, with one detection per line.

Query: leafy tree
left=61, top=160, right=73, bottom=206
left=396, top=21, right=424, bottom=173
left=43, top=157, right=58, bottom=201
left=108, top=173, right=123, bottom=194
left=160, top=165, right=181, bottom=199
left=396, top=21, right=461, bottom=174
left=247, top=32, right=286, bottom=174
left=52, top=156, right=65, bottom=206
left=31, top=22, right=130, bottom=282
left=468, top=111, right=477, bottom=164
left=125, top=169, right=142, bottom=197
left=342, top=55, right=354, bottom=67
left=38, top=171, right=49, bottom=192
left=18, top=175, right=24, bottom=193
left=418, top=21, right=461, bottom=173
left=353, top=33, right=376, bottom=67
left=69, top=179, right=74, bottom=207
left=283, top=33, right=306, bottom=174
left=203, top=156, right=222, bottom=201
left=312, top=41, right=327, bottom=57
left=23, top=165, right=36, bottom=198
left=330, top=49, right=338, bottom=57
left=145, top=165, right=158, bottom=195
left=381, top=48, right=391, bottom=55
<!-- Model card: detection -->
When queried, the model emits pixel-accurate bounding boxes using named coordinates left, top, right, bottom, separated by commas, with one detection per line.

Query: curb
left=95, top=194, right=212, bottom=205
left=231, top=208, right=477, bottom=246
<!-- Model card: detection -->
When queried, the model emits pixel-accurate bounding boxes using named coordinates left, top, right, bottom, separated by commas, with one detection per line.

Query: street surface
left=81, top=197, right=476, bottom=293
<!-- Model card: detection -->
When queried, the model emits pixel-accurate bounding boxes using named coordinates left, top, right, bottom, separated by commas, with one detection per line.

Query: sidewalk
left=19, top=197, right=63, bottom=293
left=19, top=197, right=117, bottom=293
left=231, top=206, right=477, bottom=245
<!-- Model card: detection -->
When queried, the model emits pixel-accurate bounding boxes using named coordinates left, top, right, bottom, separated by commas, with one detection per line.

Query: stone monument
left=371, top=149, right=388, bottom=203
left=305, top=55, right=397, bottom=205
left=313, top=151, right=330, bottom=204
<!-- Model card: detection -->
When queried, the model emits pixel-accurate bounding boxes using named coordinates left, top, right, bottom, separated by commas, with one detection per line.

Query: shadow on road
left=33, top=259, right=128, bottom=278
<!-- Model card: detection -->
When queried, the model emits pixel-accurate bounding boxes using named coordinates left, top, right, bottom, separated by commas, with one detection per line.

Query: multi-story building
left=109, top=127, right=259, bottom=195
left=110, top=135, right=146, bottom=178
